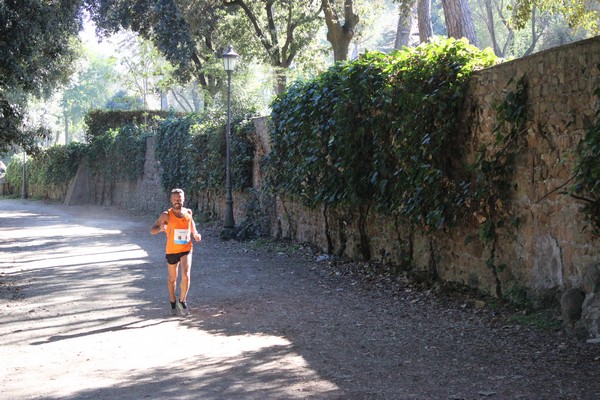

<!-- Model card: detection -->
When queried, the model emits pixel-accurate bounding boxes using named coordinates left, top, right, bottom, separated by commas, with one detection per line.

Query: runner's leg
left=167, top=262, right=179, bottom=303
left=179, top=254, right=192, bottom=303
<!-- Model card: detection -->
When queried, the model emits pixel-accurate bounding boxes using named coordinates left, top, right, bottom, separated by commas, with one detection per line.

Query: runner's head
left=170, top=188, right=185, bottom=210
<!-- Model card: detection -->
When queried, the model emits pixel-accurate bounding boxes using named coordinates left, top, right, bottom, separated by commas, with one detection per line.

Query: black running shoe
left=177, top=300, right=189, bottom=316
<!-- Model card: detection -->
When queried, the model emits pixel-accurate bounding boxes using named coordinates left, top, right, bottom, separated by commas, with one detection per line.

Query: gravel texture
left=0, top=198, right=598, bottom=399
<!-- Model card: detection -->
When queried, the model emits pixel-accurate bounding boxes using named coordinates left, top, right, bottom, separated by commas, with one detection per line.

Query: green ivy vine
left=86, top=124, right=147, bottom=182
left=267, top=38, right=499, bottom=235
left=155, top=111, right=256, bottom=208
left=469, top=76, right=528, bottom=242
left=155, top=114, right=196, bottom=197
left=5, top=142, right=86, bottom=197
left=467, top=76, right=529, bottom=297
left=572, top=77, right=600, bottom=235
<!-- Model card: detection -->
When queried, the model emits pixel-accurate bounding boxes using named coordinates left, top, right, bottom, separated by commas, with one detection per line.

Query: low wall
left=61, top=37, right=600, bottom=337
left=268, top=35, right=600, bottom=276
left=257, top=37, right=600, bottom=337
left=65, top=136, right=169, bottom=214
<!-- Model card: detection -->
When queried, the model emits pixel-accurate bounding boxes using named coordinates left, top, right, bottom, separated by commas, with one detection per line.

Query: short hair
left=170, top=188, right=185, bottom=196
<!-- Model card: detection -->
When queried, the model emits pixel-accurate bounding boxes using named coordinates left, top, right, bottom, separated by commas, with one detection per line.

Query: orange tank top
left=165, top=208, right=193, bottom=254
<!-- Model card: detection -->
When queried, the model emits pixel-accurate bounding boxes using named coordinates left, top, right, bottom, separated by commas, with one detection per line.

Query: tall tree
left=0, top=0, right=82, bottom=154
left=115, top=35, right=168, bottom=110
left=394, top=0, right=414, bottom=48
left=510, top=0, right=600, bottom=32
left=440, top=0, right=479, bottom=46
left=85, top=0, right=226, bottom=104
left=88, top=0, right=325, bottom=96
left=224, top=0, right=322, bottom=93
left=61, top=50, right=118, bottom=143
left=322, top=0, right=360, bottom=61
left=417, top=0, right=434, bottom=42
left=394, top=0, right=433, bottom=44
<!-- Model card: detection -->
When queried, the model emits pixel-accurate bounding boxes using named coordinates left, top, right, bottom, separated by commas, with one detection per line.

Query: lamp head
left=222, top=45, right=239, bottom=72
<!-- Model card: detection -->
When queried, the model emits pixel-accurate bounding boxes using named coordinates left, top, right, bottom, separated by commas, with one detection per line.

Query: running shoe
left=177, top=300, right=189, bottom=316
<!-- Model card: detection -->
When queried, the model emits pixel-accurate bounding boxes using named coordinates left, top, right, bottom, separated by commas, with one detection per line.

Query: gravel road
left=0, top=198, right=598, bottom=399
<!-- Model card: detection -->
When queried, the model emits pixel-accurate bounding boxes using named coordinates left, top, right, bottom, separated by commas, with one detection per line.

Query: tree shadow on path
left=1, top=199, right=598, bottom=400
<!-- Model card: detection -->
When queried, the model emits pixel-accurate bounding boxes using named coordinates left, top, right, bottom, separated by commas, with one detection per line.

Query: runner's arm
left=150, top=212, right=169, bottom=235
left=188, top=210, right=201, bottom=242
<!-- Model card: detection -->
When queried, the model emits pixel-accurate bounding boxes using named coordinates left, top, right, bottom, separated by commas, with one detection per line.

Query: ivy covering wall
left=4, top=37, right=598, bottom=243
left=3, top=109, right=256, bottom=207
left=572, top=82, right=600, bottom=235
left=266, top=38, right=499, bottom=244
left=154, top=111, right=256, bottom=209
left=5, top=142, right=86, bottom=198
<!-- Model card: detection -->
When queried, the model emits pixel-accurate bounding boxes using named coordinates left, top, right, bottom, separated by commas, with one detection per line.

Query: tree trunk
left=191, top=83, right=202, bottom=112
left=323, top=0, right=360, bottom=62
left=417, top=0, right=433, bottom=43
left=440, top=0, right=478, bottom=46
left=275, top=72, right=287, bottom=96
left=227, top=0, right=321, bottom=94
left=395, top=7, right=413, bottom=49
left=64, top=113, right=69, bottom=145
left=483, top=0, right=502, bottom=56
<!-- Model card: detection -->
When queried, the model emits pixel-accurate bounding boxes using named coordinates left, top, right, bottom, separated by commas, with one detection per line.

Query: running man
left=150, top=188, right=201, bottom=316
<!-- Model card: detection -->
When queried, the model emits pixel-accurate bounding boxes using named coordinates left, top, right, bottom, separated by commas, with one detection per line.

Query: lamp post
left=223, top=45, right=238, bottom=232
left=21, top=151, right=27, bottom=199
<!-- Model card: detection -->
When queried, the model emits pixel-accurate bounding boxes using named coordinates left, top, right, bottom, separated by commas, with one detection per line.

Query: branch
left=523, top=7, right=546, bottom=56
left=566, top=193, right=599, bottom=205
left=224, top=0, right=279, bottom=63
left=265, top=0, right=281, bottom=63
left=189, top=52, right=208, bottom=87
left=282, top=3, right=322, bottom=66
left=322, top=0, right=340, bottom=30
left=280, top=2, right=293, bottom=65
left=536, top=175, right=576, bottom=203
left=169, top=89, right=192, bottom=112
left=343, top=0, right=359, bottom=31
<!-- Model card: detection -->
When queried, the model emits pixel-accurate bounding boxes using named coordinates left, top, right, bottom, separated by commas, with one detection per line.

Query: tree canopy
left=1, top=0, right=598, bottom=155
left=0, top=0, right=82, bottom=154
left=510, top=0, right=600, bottom=32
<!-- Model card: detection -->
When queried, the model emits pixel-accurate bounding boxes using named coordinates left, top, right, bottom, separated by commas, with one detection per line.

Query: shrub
left=267, top=38, right=498, bottom=231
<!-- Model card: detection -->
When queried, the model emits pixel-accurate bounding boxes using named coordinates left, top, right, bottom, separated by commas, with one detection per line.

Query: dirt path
left=0, top=199, right=598, bottom=400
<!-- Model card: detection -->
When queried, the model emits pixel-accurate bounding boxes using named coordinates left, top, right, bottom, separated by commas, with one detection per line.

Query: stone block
left=581, top=293, right=600, bottom=338
left=582, top=263, right=600, bottom=294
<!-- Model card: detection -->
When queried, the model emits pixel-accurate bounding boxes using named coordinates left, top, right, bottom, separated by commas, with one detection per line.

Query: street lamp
left=21, top=150, right=27, bottom=199
left=223, top=45, right=238, bottom=232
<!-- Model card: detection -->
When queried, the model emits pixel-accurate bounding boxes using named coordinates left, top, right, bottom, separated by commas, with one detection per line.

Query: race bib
left=173, top=228, right=190, bottom=245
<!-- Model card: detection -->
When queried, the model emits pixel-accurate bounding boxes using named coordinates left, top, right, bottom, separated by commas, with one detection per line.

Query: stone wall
left=61, top=37, right=600, bottom=338
left=462, top=38, right=599, bottom=297
left=65, top=136, right=169, bottom=213
left=254, top=37, right=600, bottom=338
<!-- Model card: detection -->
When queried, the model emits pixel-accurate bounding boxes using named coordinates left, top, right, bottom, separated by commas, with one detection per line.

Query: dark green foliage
left=84, top=110, right=172, bottom=143
left=42, top=142, right=88, bottom=185
left=155, top=111, right=256, bottom=204
left=84, top=0, right=220, bottom=83
left=105, top=90, right=144, bottom=111
left=0, top=0, right=82, bottom=154
left=190, top=114, right=229, bottom=193
left=267, top=38, right=498, bottom=231
left=572, top=81, right=600, bottom=235
left=231, top=115, right=256, bottom=191
left=155, top=115, right=196, bottom=195
left=5, top=142, right=86, bottom=195
left=7, top=108, right=255, bottom=206
left=5, top=155, right=26, bottom=194
left=86, top=124, right=147, bottom=182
